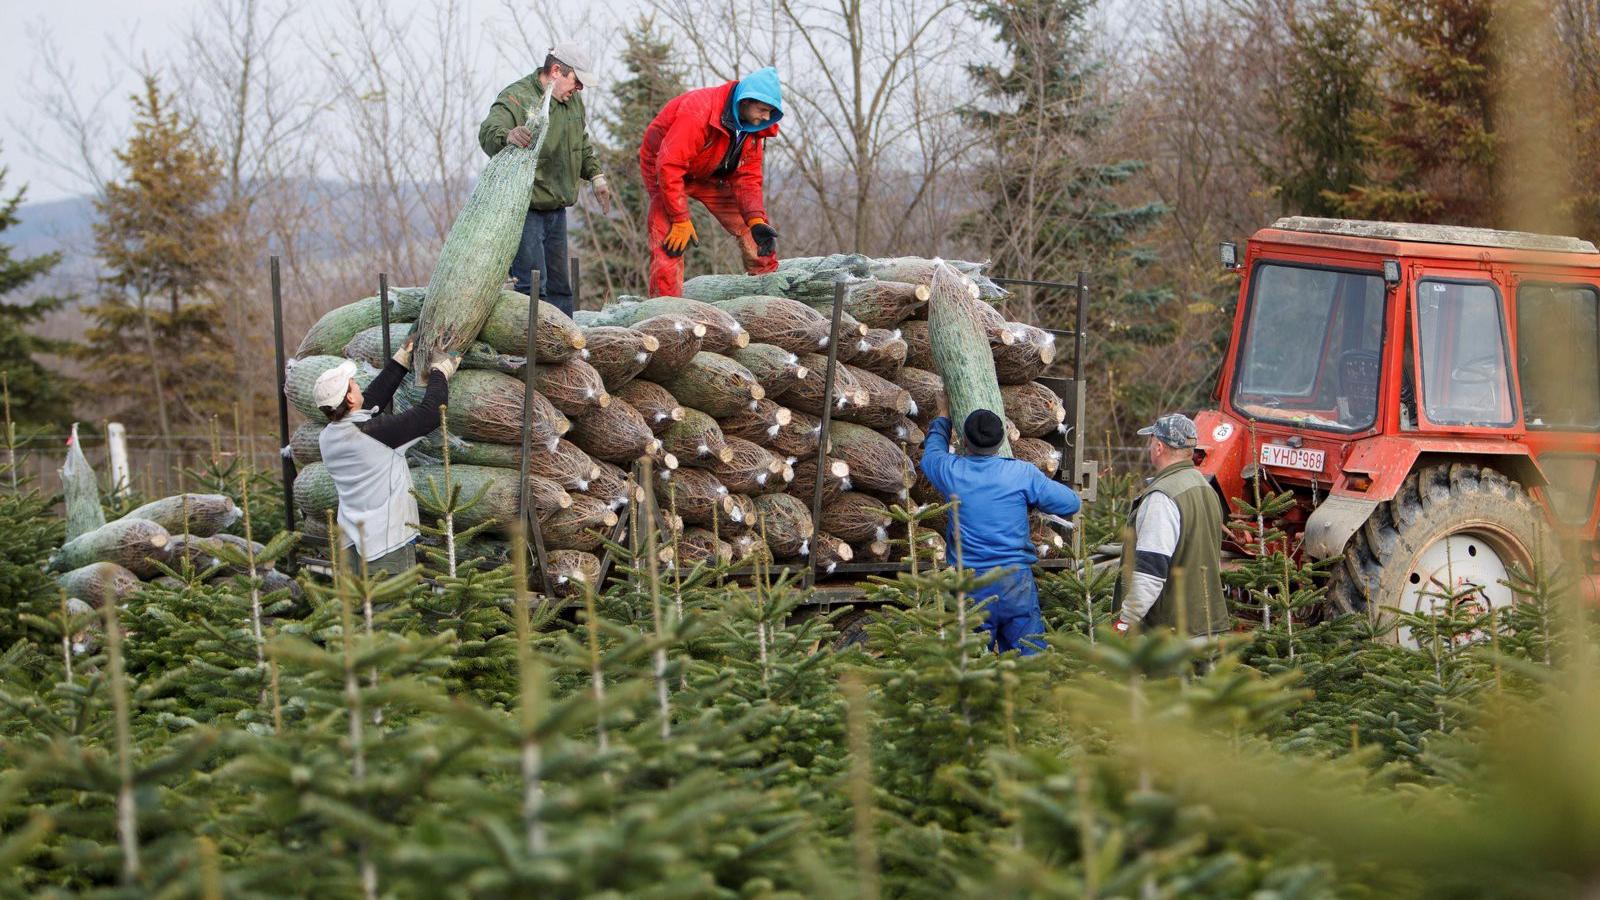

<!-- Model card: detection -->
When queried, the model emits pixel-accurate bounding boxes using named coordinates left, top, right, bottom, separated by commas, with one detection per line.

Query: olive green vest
left=1115, top=460, right=1230, bottom=636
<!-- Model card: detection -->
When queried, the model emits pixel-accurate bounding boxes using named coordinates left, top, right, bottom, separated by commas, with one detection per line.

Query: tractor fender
left=1303, top=435, right=1547, bottom=560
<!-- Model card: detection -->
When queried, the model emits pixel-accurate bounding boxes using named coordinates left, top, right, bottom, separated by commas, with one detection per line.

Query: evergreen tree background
left=1264, top=1, right=1379, bottom=217
left=961, top=0, right=1172, bottom=433
left=0, top=155, right=77, bottom=433
left=82, top=75, right=235, bottom=445
left=1333, top=0, right=1498, bottom=224
left=574, top=17, right=702, bottom=301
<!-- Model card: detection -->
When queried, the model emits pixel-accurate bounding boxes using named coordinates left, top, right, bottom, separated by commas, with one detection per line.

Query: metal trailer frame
left=273, top=258, right=1097, bottom=600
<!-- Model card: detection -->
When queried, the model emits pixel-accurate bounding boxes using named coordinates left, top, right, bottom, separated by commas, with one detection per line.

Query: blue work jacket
left=919, top=416, right=1081, bottom=571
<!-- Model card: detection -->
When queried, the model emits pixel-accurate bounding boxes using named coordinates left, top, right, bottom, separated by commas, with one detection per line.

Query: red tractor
left=1197, top=217, right=1599, bottom=640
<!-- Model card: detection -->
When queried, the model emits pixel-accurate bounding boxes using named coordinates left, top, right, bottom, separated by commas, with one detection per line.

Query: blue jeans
left=509, top=208, right=573, bottom=316
left=971, top=567, right=1045, bottom=655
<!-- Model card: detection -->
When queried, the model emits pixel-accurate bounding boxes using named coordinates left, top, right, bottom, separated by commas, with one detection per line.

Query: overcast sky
left=1, top=0, right=1148, bottom=205
left=0, top=0, right=632, bottom=203
left=2, top=1, right=191, bottom=201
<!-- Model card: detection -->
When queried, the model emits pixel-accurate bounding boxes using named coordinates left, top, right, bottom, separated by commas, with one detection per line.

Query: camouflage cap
left=1137, top=413, right=1198, bottom=449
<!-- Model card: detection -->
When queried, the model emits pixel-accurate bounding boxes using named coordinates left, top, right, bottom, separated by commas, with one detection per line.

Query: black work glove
left=749, top=221, right=779, bottom=258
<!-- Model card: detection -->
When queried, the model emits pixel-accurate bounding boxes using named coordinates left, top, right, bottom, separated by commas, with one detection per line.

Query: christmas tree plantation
left=1, top=462, right=1598, bottom=898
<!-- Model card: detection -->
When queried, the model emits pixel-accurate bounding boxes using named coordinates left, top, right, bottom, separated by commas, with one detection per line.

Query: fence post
left=107, top=423, right=131, bottom=500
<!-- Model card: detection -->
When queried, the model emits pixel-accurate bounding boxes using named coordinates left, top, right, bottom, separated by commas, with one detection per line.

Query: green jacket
left=478, top=74, right=602, bottom=211
left=1114, top=460, right=1230, bottom=636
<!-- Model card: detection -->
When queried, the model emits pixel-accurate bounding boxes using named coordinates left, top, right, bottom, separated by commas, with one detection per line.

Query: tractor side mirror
left=1219, top=241, right=1241, bottom=270
left=1383, top=259, right=1401, bottom=286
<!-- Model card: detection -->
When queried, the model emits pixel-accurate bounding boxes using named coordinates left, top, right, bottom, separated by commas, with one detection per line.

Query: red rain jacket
left=639, top=82, right=779, bottom=224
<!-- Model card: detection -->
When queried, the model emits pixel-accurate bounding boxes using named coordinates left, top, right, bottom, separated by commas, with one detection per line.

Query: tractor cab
left=1197, top=217, right=1600, bottom=640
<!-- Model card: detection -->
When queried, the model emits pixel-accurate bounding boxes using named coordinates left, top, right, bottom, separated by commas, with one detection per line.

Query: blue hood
left=729, top=67, right=784, bottom=132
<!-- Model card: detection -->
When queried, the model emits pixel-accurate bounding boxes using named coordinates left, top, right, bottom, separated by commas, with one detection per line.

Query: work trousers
left=646, top=178, right=778, bottom=297
left=342, top=540, right=417, bottom=579
left=509, top=208, right=573, bottom=316
left=970, top=566, right=1046, bottom=656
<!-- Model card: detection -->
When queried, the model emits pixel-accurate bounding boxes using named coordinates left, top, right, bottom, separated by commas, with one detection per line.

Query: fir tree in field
left=1265, top=1, right=1378, bottom=217
left=962, top=0, right=1170, bottom=431
left=0, top=154, right=77, bottom=433
left=577, top=17, right=688, bottom=299
left=1334, top=0, right=1497, bottom=224
left=84, top=74, right=235, bottom=446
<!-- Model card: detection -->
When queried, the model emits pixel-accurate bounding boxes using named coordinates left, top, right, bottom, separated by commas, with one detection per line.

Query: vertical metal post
left=569, top=256, right=581, bottom=312
left=270, top=257, right=298, bottom=572
left=807, top=277, right=848, bottom=588
left=377, top=272, right=392, bottom=413
left=517, top=273, right=554, bottom=595
left=1074, top=271, right=1088, bottom=385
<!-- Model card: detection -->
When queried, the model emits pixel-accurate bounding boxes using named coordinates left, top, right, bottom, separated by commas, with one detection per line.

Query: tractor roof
left=1267, top=217, right=1599, bottom=254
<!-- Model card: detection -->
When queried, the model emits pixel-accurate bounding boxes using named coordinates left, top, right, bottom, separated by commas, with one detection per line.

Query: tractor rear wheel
left=1325, top=463, right=1553, bottom=646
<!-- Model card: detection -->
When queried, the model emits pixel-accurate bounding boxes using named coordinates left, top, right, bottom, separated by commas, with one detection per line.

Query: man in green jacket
left=1113, top=413, right=1232, bottom=637
left=479, top=43, right=612, bottom=316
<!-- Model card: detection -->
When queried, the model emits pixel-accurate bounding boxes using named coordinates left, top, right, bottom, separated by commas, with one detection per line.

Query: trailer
left=269, top=258, right=1101, bottom=604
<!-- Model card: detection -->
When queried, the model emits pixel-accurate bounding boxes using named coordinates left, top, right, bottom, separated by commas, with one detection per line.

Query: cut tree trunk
left=658, top=352, right=765, bottom=417
left=662, top=408, right=733, bottom=468
left=827, top=421, right=915, bottom=495
left=852, top=328, right=908, bottom=379
left=784, top=456, right=852, bottom=508
left=993, top=323, right=1057, bottom=384
left=568, top=399, right=662, bottom=464
left=579, top=326, right=658, bottom=390
left=535, top=358, right=611, bottom=416
left=718, top=399, right=792, bottom=447
left=475, top=291, right=586, bottom=361
left=634, top=314, right=707, bottom=381
left=582, top=297, right=748, bottom=353
left=1001, top=382, right=1067, bottom=438
left=615, top=380, right=684, bottom=435
left=752, top=493, right=814, bottom=557
left=712, top=295, right=834, bottom=354
left=730, top=344, right=810, bottom=397
left=785, top=354, right=868, bottom=418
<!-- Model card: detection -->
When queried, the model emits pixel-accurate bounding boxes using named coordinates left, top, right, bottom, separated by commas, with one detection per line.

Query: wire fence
left=5, top=431, right=284, bottom=502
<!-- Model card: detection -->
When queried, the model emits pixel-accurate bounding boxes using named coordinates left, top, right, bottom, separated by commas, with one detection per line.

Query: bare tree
left=646, top=0, right=971, bottom=255
left=176, top=0, right=323, bottom=429
left=315, top=0, right=487, bottom=287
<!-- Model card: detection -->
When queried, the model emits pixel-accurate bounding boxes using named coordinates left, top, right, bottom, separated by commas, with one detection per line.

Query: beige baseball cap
left=312, top=359, right=358, bottom=410
left=549, top=43, right=596, bottom=87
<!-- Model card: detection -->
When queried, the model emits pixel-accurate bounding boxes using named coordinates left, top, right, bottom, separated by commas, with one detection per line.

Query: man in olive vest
left=479, top=43, right=612, bottom=316
left=1113, top=413, right=1231, bottom=636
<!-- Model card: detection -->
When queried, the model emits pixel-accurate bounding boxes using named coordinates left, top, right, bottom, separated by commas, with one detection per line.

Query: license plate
left=1259, top=443, right=1325, bottom=472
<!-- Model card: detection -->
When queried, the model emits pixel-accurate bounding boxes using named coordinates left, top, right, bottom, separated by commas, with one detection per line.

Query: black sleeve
left=359, top=374, right=446, bottom=449
left=361, top=358, right=409, bottom=412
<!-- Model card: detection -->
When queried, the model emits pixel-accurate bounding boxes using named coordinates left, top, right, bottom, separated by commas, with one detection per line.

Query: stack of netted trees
left=283, top=253, right=1071, bottom=586
left=49, top=491, right=301, bottom=606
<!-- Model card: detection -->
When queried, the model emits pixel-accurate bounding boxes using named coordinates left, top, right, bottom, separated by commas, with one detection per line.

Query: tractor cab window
left=1415, top=279, right=1516, bottom=428
left=1516, top=282, right=1600, bottom=430
left=1231, top=263, right=1386, bottom=432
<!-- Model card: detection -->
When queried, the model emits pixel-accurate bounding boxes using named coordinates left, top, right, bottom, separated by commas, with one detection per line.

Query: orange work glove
left=661, top=220, right=698, bottom=257
left=748, top=217, right=778, bottom=257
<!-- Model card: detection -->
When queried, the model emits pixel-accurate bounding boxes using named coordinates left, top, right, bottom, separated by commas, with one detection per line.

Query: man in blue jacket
left=920, top=408, right=1082, bottom=654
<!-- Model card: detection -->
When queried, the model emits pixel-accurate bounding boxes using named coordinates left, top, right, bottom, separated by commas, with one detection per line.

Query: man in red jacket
left=639, top=66, right=784, bottom=297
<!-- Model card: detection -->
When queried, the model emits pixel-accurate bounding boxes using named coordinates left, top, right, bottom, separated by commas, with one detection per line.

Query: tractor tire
left=1325, top=463, right=1553, bottom=644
